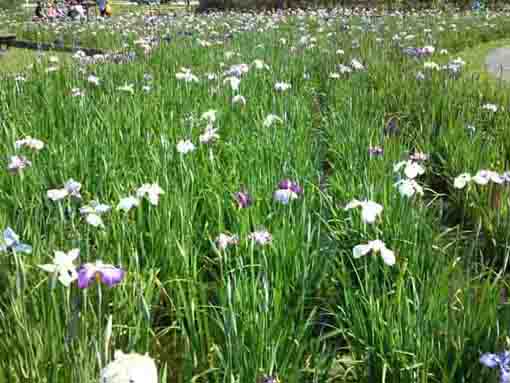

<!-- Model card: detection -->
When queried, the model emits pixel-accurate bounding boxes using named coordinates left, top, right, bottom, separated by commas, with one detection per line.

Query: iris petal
left=77, top=264, right=96, bottom=289
left=99, top=266, right=125, bottom=287
left=14, top=243, right=32, bottom=254
left=480, top=353, right=500, bottom=368
left=353, top=244, right=371, bottom=258
left=380, top=247, right=396, bottom=266
left=3, top=227, right=19, bottom=247
left=47, top=188, right=69, bottom=201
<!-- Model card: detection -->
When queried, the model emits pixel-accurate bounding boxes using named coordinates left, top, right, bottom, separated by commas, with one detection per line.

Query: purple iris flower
left=273, top=179, right=303, bottom=204
left=278, top=179, right=303, bottom=195
left=77, top=261, right=125, bottom=288
left=233, top=190, right=253, bottom=209
left=480, top=351, right=510, bottom=383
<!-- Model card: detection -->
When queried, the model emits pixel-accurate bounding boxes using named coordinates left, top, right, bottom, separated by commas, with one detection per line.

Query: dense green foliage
left=1, top=5, right=510, bottom=383
left=0, top=0, right=17, bottom=10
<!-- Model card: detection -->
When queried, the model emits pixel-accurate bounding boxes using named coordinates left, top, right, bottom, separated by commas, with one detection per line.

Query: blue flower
left=0, top=227, right=32, bottom=254
left=480, top=351, right=510, bottom=382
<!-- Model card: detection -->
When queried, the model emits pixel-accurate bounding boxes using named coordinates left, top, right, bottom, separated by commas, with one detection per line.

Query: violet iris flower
left=233, top=190, right=252, bottom=208
left=480, top=351, right=510, bottom=383
left=77, top=260, right=125, bottom=288
left=273, top=179, right=303, bottom=204
left=278, top=179, right=302, bottom=194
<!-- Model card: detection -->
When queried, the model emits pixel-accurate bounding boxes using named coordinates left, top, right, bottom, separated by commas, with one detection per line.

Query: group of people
left=33, top=0, right=111, bottom=21
left=34, top=0, right=66, bottom=19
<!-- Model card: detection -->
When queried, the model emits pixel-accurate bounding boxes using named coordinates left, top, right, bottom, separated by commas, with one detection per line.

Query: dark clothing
left=35, top=4, right=44, bottom=18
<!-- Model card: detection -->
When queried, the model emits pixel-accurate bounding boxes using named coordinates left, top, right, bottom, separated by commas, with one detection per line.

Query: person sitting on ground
left=46, top=1, right=58, bottom=18
left=75, top=4, right=86, bottom=17
left=33, top=1, right=46, bottom=20
left=104, top=1, right=112, bottom=16
left=35, top=1, right=45, bottom=18
left=97, top=0, right=111, bottom=17
left=56, top=6, right=66, bottom=18
left=68, top=0, right=86, bottom=19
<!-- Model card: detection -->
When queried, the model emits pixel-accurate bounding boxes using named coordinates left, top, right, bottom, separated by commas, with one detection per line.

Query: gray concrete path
left=485, top=47, right=510, bottom=81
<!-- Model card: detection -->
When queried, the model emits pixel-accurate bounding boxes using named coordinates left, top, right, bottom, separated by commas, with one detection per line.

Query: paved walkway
left=485, top=47, right=510, bottom=81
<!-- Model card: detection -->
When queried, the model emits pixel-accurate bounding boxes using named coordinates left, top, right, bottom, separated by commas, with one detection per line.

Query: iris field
left=2, top=5, right=510, bottom=382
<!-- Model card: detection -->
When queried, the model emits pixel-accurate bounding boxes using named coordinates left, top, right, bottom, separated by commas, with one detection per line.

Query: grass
left=1, top=4, right=510, bottom=383
left=0, top=48, right=72, bottom=74
left=0, top=49, right=34, bottom=74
